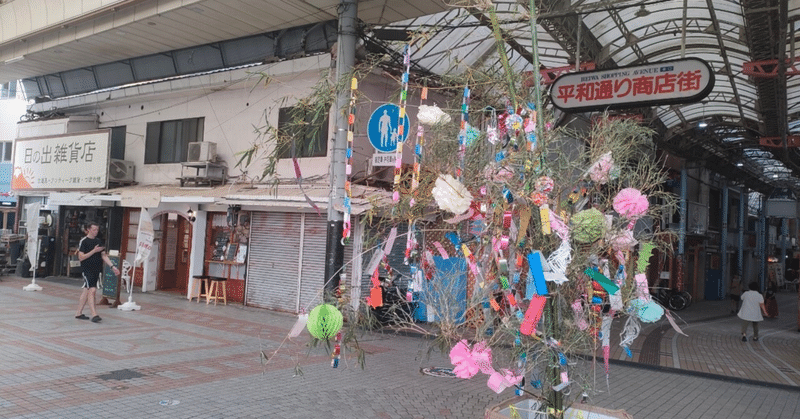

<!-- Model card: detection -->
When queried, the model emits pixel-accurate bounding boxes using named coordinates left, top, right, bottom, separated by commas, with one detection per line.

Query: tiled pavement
left=1, top=274, right=798, bottom=419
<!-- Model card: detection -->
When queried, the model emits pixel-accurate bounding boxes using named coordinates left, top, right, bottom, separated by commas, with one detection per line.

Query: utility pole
left=325, top=0, right=358, bottom=295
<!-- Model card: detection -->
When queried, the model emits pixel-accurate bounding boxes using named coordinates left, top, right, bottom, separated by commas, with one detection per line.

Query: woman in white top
left=737, top=281, right=768, bottom=342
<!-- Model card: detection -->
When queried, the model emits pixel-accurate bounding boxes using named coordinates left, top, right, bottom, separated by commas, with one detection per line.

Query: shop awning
left=84, top=182, right=389, bottom=215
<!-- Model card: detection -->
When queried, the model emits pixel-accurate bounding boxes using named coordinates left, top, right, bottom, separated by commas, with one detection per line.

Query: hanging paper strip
left=635, top=273, right=650, bottom=301
left=288, top=313, right=309, bottom=338
left=601, top=314, right=613, bottom=374
left=526, top=251, right=549, bottom=298
left=404, top=222, right=417, bottom=265
left=432, top=241, right=449, bottom=259
left=619, top=315, right=641, bottom=355
left=520, top=295, right=547, bottom=335
left=637, top=242, right=655, bottom=274
left=571, top=300, right=589, bottom=330
left=664, top=310, right=688, bottom=336
left=584, top=268, right=620, bottom=294
left=368, top=269, right=382, bottom=308
left=342, top=77, right=358, bottom=241
left=539, top=204, right=551, bottom=234
left=461, top=244, right=480, bottom=277
left=457, top=85, right=470, bottom=179
left=392, top=45, right=412, bottom=203
left=411, top=86, right=427, bottom=196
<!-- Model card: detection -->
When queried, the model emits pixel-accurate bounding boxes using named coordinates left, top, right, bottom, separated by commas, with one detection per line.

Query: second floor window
left=277, top=106, right=328, bottom=159
left=144, top=117, right=204, bottom=164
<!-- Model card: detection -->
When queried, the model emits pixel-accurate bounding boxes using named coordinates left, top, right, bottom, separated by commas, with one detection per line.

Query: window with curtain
left=144, top=117, right=204, bottom=164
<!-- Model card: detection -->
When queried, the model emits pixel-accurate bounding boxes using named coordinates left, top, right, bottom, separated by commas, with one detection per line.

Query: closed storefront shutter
left=298, top=213, right=326, bottom=311
left=246, top=212, right=301, bottom=312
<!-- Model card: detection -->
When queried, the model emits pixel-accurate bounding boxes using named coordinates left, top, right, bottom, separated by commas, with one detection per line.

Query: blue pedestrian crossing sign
left=368, top=103, right=410, bottom=153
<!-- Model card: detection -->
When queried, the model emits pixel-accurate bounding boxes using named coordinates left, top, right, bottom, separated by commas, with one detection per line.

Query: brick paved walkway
left=1, top=275, right=798, bottom=418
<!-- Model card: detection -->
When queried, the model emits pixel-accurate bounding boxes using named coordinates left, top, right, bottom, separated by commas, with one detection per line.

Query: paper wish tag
left=288, top=313, right=308, bottom=338
left=525, top=251, right=549, bottom=299
left=543, top=245, right=569, bottom=285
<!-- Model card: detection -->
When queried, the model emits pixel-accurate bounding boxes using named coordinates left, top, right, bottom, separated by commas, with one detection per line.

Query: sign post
left=22, top=202, right=42, bottom=291
left=368, top=103, right=410, bottom=163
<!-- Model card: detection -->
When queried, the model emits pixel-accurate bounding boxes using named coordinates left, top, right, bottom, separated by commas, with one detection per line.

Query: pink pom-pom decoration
left=613, top=188, right=649, bottom=225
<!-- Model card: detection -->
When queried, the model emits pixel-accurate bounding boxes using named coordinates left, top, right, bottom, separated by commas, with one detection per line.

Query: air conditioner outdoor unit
left=109, top=159, right=135, bottom=183
left=187, top=141, right=217, bottom=162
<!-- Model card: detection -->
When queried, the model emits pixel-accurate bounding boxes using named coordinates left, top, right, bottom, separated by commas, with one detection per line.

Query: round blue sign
left=368, top=103, right=410, bottom=153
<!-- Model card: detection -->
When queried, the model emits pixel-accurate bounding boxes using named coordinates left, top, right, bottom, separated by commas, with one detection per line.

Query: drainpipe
left=720, top=183, right=728, bottom=299
left=325, top=0, right=357, bottom=296
left=758, top=195, right=766, bottom=290
left=738, top=188, right=745, bottom=277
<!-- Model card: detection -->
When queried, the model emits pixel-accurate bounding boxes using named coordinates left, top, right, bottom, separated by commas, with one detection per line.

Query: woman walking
left=738, top=282, right=767, bottom=342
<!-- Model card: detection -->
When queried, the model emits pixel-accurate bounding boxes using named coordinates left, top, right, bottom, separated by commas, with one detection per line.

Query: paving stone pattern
left=1, top=275, right=798, bottom=418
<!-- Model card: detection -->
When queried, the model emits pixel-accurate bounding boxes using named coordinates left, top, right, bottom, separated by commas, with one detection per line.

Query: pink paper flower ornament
left=487, top=369, right=523, bottom=394
left=613, top=188, right=649, bottom=228
left=449, top=340, right=480, bottom=378
left=449, top=340, right=493, bottom=379
left=588, top=151, right=615, bottom=184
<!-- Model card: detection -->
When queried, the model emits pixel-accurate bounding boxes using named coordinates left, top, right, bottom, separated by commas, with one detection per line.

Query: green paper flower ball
left=306, top=304, right=343, bottom=339
left=571, top=208, right=605, bottom=243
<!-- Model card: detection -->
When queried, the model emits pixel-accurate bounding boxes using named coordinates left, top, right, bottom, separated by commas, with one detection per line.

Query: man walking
left=74, top=222, right=119, bottom=322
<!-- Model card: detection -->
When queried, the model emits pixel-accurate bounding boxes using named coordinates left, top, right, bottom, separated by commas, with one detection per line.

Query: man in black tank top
left=74, top=222, right=120, bottom=322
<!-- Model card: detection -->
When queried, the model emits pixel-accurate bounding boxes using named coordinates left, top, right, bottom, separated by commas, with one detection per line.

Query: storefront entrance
left=157, top=212, right=192, bottom=293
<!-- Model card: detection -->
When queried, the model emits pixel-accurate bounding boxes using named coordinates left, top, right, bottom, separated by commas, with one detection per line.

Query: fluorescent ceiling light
left=698, top=121, right=708, bottom=128
left=4, top=56, right=24, bottom=64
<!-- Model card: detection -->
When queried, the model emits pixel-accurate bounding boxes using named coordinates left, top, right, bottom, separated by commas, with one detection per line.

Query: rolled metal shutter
left=246, top=212, right=301, bottom=312
left=298, top=213, right=327, bottom=311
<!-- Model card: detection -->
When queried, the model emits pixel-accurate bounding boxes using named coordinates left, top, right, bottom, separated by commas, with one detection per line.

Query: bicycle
left=650, top=286, right=689, bottom=311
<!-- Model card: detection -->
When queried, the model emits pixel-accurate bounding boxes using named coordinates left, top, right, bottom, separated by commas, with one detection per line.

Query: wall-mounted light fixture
left=187, top=208, right=196, bottom=222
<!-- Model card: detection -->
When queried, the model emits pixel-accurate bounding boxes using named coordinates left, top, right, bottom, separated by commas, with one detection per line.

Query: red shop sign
left=550, top=58, right=714, bottom=112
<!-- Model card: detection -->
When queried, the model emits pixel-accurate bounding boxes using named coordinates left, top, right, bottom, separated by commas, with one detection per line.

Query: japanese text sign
left=550, top=58, right=714, bottom=112
left=13, top=130, right=111, bottom=190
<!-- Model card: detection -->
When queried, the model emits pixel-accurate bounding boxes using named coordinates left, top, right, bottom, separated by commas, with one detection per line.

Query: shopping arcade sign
left=550, top=58, right=714, bottom=112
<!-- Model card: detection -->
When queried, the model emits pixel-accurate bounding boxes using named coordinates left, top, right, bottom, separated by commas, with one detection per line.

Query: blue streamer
left=526, top=252, right=549, bottom=298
